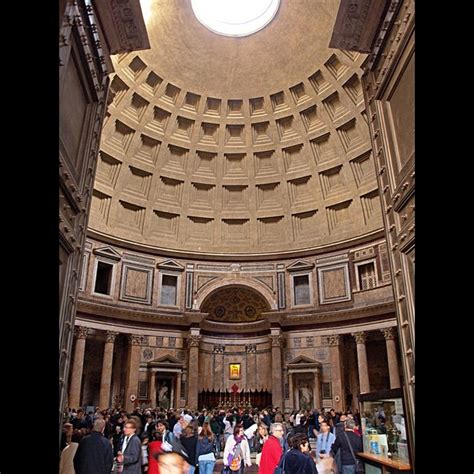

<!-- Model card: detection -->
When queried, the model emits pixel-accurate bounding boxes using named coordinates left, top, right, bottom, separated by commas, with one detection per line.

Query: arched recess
left=198, top=278, right=277, bottom=322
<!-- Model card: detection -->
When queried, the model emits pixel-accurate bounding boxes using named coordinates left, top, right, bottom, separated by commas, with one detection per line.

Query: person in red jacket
left=258, top=422, right=284, bottom=474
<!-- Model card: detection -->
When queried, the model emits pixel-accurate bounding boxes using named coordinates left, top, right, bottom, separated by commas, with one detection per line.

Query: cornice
left=77, top=297, right=395, bottom=331
left=87, top=228, right=385, bottom=262
left=77, top=298, right=190, bottom=327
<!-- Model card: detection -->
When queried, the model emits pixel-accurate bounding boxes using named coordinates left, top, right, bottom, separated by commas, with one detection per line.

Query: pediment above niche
left=148, top=353, right=183, bottom=367
left=157, top=259, right=185, bottom=272
left=287, top=355, right=322, bottom=367
left=286, top=260, right=315, bottom=272
left=93, top=246, right=122, bottom=261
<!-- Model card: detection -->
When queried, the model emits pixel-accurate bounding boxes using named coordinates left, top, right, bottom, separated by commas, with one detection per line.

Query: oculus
left=191, top=0, right=280, bottom=37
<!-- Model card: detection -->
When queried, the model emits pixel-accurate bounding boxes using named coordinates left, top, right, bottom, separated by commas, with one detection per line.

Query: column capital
left=128, top=334, right=149, bottom=346
left=213, top=344, right=225, bottom=353
left=246, top=344, right=257, bottom=353
left=327, top=334, right=341, bottom=346
left=381, top=327, right=396, bottom=340
left=270, top=335, right=284, bottom=348
left=188, top=335, right=202, bottom=347
left=75, top=326, right=90, bottom=339
left=352, top=331, right=367, bottom=344
left=105, top=331, right=119, bottom=343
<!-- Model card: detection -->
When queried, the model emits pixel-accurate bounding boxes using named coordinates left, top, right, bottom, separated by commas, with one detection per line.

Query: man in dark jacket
left=73, top=418, right=114, bottom=474
left=282, top=433, right=317, bottom=474
left=330, top=419, right=363, bottom=474
left=117, top=418, right=142, bottom=473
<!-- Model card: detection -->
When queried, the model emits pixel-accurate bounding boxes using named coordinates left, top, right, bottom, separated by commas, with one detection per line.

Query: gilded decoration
left=202, top=286, right=270, bottom=322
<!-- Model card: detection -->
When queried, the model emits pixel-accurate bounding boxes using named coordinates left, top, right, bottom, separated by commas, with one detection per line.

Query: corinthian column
left=352, top=332, right=370, bottom=394
left=187, top=332, right=201, bottom=410
left=125, top=334, right=142, bottom=412
left=68, top=327, right=89, bottom=408
left=313, top=368, right=322, bottom=410
left=381, top=327, right=401, bottom=389
left=149, top=370, right=157, bottom=408
left=328, top=334, right=344, bottom=411
left=270, top=329, right=284, bottom=410
left=175, top=371, right=182, bottom=409
left=99, top=331, right=118, bottom=409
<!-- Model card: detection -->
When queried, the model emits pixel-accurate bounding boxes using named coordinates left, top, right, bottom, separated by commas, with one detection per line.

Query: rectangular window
left=322, top=382, right=332, bottom=399
left=293, top=274, right=310, bottom=305
left=358, top=262, right=376, bottom=290
left=161, top=274, right=178, bottom=305
left=94, top=261, right=113, bottom=295
left=138, top=381, right=148, bottom=399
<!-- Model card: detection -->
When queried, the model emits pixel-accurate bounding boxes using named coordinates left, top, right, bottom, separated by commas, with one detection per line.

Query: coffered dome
left=89, top=0, right=383, bottom=257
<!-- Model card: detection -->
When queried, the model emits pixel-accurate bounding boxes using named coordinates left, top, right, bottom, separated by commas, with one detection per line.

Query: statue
left=158, top=383, right=170, bottom=410
left=298, top=385, right=313, bottom=411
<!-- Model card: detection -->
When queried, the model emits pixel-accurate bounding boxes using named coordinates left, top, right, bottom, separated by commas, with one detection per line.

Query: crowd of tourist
left=60, top=405, right=364, bottom=473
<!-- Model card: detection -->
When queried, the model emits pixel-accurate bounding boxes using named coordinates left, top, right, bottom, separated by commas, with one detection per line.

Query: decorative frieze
left=129, top=334, right=149, bottom=346
left=327, top=334, right=341, bottom=346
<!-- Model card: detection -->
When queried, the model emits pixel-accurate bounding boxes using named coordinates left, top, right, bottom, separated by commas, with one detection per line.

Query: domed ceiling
left=89, top=0, right=383, bottom=257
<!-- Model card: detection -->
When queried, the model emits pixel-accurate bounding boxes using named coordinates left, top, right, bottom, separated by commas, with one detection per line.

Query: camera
left=319, top=450, right=326, bottom=455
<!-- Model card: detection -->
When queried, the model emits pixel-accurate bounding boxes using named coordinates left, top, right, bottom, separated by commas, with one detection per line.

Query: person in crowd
left=180, top=425, right=198, bottom=474
left=73, top=419, right=114, bottom=474
left=223, top=424, right=252, bottom=473
left=209, top=412, right=224, bottom=457
left=173, top=413, right=192, bottom=439
left=72, top=409, right=89, bottom=431
left=258, top=422, right=284, bottom=474
left=61, top=423, right=74, bottom=451
left=280, top=433, right=317, bottom=474
left=143, top=414, right=155, bottom=441
left=155, top=438, right=190, bottom=474
left=112, top=424, right=124, bottom=457
left=155, top=419, right=174, bottom=444
left=117, top=419, right=143, bottom=474
left=255, top=423, right=269, bottom=467
left=196, top=421, right=216, bottom=474
left=147, top=431, right=162, bottom=474
left=329, top=419, right=363, bottom=474
left=141, top=434, right=149, bottom=473
left=316, top=420, right=335, bottom=459
left=316, top=420, right=336, bottom=473
left=60, top=430, right=83, bottom=474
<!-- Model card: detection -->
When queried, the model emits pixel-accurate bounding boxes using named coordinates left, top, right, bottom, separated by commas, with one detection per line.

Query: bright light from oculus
left=191, top=0, right=280, bottom=37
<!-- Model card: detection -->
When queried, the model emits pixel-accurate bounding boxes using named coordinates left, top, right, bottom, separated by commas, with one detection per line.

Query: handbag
left=343, top=431, right=364, bottom=474
left=229, top=440, right=242, bottom=472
